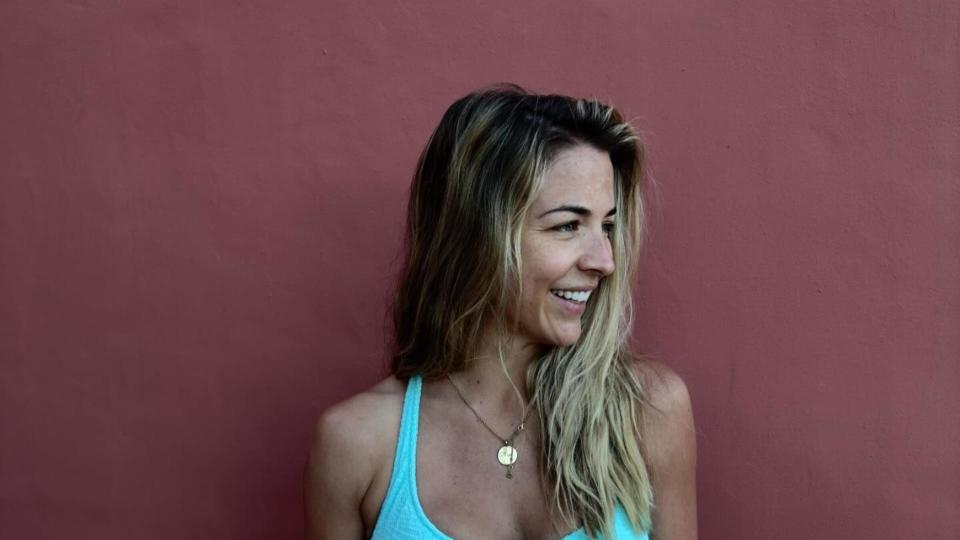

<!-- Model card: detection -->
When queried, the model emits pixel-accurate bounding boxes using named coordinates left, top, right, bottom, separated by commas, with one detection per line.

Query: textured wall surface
left=1, top=1, right=957, bottom=538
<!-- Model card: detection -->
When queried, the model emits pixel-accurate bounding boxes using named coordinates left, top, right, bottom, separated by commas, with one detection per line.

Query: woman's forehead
left=532, top=145, right=615, bottom=211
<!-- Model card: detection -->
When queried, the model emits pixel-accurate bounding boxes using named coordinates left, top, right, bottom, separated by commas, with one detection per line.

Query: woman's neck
left=449, top=332, right=541, bottom=417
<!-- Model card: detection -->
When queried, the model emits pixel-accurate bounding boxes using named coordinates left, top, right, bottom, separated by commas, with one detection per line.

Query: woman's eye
left=553, top=221, right=615, bottom=235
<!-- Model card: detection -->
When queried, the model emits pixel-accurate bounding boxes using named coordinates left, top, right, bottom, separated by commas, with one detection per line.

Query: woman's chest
left=413, top=405, right=580, bottom=539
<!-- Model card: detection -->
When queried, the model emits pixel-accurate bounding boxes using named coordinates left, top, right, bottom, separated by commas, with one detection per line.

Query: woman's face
left=511, top=143, right=617, bottom=348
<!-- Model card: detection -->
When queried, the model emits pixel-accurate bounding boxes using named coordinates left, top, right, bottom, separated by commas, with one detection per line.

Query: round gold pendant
left=497, top=445, right=518, bottom=466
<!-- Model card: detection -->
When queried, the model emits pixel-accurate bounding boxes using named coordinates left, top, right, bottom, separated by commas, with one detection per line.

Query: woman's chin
left=522, top=318, right=583, bottom=347
left=549, top=327, right=583, bottom=347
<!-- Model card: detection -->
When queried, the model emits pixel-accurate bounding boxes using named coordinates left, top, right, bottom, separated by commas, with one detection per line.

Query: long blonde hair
left=390, top=84, right=654, bottom=537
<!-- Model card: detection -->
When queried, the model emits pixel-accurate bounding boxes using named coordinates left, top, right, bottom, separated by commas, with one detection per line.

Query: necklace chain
left=446, top=373, right=533, bottom=478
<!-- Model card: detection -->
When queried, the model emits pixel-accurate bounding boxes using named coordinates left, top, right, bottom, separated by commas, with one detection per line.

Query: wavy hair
left=390, top=84, right=654, bottom=537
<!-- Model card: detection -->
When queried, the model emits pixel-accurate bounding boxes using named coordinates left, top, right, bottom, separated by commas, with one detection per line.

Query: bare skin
left=304, top=145, right=697, bottom=538
left=304, top=360, right=696, bottom=539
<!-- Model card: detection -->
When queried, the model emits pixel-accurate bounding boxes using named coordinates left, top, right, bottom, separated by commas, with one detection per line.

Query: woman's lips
left=551, top=292, right=587, bottom=315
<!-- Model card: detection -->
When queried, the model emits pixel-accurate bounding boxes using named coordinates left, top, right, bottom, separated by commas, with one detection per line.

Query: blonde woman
left=305, top=85, right=697, bottom=539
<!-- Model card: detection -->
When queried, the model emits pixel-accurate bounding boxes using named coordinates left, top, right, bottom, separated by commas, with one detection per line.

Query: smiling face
left=509, top=143, right=617, bottom=348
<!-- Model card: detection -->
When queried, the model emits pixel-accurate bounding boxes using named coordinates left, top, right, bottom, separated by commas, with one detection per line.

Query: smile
left=550, top=289, right=592, bottom=303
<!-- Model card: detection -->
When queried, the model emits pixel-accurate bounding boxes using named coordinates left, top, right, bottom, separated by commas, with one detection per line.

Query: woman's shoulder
left=630, top=358, right=696, bottom=471
left=631, top=358, right=692, bottom=415
left=305, top=376, right=408, bottom=531
left=630, top=360, right=698, bottom=537
left=310, top=375, right=407, bottom=471
left=318, top=375, right=407, bottom=430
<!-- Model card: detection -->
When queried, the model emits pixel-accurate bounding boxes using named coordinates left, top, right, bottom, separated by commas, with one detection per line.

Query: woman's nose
left=579, top=229, right=615, bottom=277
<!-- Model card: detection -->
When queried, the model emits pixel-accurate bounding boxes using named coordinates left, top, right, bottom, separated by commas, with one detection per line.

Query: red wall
left=1, top=1, right=957, bottom=538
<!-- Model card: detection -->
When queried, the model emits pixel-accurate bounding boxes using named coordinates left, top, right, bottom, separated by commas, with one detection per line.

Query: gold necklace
left=446, top=373, right=532, bottom=479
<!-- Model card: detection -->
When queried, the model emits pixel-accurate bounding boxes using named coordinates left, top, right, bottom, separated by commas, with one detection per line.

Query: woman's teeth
left=550, top=289, right=591, bottom=303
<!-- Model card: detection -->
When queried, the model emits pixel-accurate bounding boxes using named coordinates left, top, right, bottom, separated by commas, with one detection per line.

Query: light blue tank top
left=370, top=375, right=649, bottom=539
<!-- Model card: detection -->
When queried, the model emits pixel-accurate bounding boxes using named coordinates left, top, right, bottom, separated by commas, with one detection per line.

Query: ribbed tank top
left=370, top=375, right=649, bottom=539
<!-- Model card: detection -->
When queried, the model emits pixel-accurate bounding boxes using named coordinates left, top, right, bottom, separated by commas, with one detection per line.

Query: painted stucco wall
left=1, top=1, right=957, bottom=538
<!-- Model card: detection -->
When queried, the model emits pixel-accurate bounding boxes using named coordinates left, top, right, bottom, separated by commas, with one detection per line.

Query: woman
left=305, top=84, right=697, bottom=539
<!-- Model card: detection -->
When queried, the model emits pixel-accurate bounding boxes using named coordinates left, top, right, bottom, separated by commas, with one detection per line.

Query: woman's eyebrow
left=538, top=205, right=617, bottom=218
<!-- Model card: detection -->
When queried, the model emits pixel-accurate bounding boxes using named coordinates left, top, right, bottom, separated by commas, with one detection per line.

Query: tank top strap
left=394, top=374, right=422, bottom=480
left=373, top=374, right=424, bottom=525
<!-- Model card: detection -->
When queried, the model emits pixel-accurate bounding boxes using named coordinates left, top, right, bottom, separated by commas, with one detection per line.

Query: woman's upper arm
left=304, top=403, right=374, bottom=540
left=636, top=361, right=698, bottom=540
